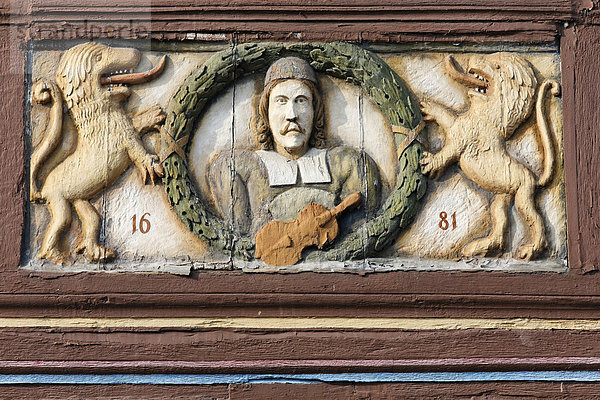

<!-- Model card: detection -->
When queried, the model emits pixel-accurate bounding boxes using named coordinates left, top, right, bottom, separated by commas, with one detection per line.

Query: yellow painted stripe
left=1, top=317, right=600, bottom=330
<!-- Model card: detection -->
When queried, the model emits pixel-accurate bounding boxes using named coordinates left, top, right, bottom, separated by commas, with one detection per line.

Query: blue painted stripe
left=3, top=372, right=600, bottom=384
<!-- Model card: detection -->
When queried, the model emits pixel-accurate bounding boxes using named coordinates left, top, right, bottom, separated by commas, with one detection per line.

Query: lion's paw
left=133, top=105, right=166, bottom=134
left=515, top=242, right=545, bottom=261
left=463, top=238, right=501, bottom=258
left=137, top=154, right=165, bottom=185
left=144, top=105, right=165, bottom=130
left=76, top=242, right=116, bottom=262
left=419, top=152, right=445, bottom=179
left=419, top=101, right=436, bottom=122
left=38, top=247, right=71, bottom=265
left=30, top=185, right=44, bottom=203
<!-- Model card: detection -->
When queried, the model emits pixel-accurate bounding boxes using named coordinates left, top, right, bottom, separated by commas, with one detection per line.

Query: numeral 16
left=132, top=213, right=151, bottom=234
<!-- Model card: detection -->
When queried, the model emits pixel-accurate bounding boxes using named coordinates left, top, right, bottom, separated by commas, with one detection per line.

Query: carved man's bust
left=208, top=56, right=381, bottom=236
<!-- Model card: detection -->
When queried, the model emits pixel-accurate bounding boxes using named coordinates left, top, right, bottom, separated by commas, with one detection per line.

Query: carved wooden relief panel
left=24, top=41, right=564, bottom=273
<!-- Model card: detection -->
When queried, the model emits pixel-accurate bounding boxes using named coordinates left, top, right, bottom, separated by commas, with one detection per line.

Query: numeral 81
left=439, top=211, right=456, bottom=230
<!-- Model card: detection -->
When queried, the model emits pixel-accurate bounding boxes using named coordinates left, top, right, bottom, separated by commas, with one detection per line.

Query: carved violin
left=255, top=192, right=362, bottom=266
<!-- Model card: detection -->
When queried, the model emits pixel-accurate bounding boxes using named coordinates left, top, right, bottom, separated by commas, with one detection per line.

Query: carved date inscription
left=132, top=213, right=151, bottom=234
left=439, top=211, right=457, bottom=231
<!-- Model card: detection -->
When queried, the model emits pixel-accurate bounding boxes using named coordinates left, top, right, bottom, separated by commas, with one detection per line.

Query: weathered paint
left=4, top=371, right=600, bottom=384
left=2, top=317, right=600, bottom=330
left=4, top=358, right=600, bottom=373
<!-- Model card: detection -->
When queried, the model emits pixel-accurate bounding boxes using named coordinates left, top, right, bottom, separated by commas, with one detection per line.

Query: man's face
left=268, top=79, right=314, bottom=159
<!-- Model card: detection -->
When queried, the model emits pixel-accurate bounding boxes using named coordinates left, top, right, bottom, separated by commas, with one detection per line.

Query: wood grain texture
left=231, top=382, right=600, bottom=398
left=0, top=25, right=25, bottom=275
left=4, top=358, right=600, bottom=374
left=11, top=21, right=562, bottom=42
left=561, top=28, right=581, bottom=273
left=561, top=25, right=600, bottom=273
left=2, top=382, right=600, bottom=400
left=6, top=269, right=600, bottom=297
left=0, top=384, right=230, bottom=399
left=3, top=293, right=600, bottom=319
left=0, top=328, right=598, bottom=362
left=17, top=0, right=575, bottom=19
left=2, top=0, right=572, bottom=44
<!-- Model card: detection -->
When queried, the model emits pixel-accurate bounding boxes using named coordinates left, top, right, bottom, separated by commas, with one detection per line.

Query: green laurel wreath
left=161, top=42, right=426, bottom=261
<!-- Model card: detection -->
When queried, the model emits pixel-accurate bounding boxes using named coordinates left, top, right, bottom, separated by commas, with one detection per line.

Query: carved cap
left=264, top=57, right=317, bottom=87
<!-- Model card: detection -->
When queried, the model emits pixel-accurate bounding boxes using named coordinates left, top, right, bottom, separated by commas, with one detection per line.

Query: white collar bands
left=255, top=148, right=332, bottom=187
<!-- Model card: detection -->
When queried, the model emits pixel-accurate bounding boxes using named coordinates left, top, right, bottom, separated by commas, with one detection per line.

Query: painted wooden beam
left=0, top=317, right=600, bottom=330
left=2, top=358, right=600, bottom=374
left=3, top=371, right=600, bottom=385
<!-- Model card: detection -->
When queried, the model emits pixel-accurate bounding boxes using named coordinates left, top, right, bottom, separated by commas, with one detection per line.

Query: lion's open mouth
left=445, top=55, right=490, bottom=95
left=466, top=68, right=490, bottom=94
left=100, top=55, right=167, bottom=87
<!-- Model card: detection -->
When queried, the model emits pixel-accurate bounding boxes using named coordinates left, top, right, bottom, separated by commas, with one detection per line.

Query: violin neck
left=329, top=192, right=361, bottom=217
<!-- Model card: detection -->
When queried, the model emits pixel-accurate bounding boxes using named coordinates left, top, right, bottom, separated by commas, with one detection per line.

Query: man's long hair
left=254, top=79, right=326, bottom=151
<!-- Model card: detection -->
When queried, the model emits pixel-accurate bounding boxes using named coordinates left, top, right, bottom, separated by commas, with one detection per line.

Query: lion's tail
left=536, top=79, right=560, bottom=187
left=30, top=80, right=63, bottom=203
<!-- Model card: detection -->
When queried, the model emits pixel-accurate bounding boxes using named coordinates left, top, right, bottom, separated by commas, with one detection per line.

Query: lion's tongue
left=101, top=55, right=166, bottom=85
left=445, top=55, right=488, bottom=89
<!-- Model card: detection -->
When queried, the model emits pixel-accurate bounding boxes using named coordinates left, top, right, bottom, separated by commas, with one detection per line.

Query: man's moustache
left=280, top=122, right=305, bottom=135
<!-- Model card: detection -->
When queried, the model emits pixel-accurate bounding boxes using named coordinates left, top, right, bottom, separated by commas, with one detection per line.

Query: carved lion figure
left=420, top=53, right=560, bottom=260
left=30, top=42, right=167, bottom=264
